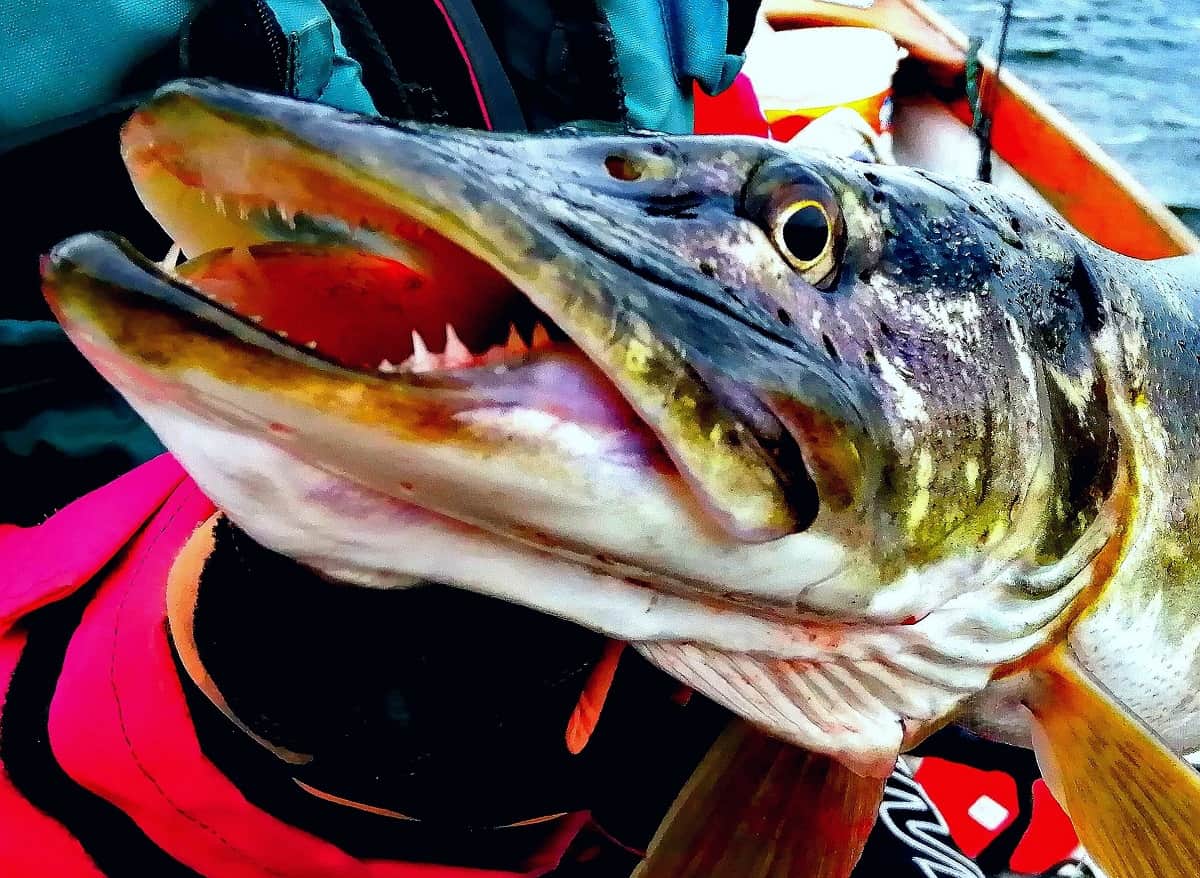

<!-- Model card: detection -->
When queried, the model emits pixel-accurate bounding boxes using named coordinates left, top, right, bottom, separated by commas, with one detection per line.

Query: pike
left=41, top=80, right=1200, bottom=878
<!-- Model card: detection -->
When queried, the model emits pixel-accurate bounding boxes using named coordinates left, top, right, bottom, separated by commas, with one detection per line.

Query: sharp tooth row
left=376, top=322, right=556, bottom=375
left=200, top=187, right=307, bottom=231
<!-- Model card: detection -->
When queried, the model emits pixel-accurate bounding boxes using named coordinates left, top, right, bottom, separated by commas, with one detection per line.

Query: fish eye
left=772, top=199, right=838, bottom=287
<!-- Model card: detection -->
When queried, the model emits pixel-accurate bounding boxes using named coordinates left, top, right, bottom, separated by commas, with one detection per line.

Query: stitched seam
left=654, top=0, right=681, bottom=85
left=288, top=32, right=301, bottom=97
left=107, top=487, right=292, bottom=878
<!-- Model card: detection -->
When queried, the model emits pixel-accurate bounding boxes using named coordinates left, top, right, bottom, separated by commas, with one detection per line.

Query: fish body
left=40, top=80, right=1200, bottom=877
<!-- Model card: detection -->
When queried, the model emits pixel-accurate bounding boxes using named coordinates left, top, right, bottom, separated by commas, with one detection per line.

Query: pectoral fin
left=1027, top=646, right=1200, bottom=878
left=633, top=720, right=886, bottom=878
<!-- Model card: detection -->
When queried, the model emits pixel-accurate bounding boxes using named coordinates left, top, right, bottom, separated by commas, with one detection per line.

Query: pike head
left=43, top=81, right=1129, bottom=777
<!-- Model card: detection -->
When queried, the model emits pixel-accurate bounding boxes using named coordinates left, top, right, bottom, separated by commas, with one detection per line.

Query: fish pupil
left=782, top=205, right=829, bottom=262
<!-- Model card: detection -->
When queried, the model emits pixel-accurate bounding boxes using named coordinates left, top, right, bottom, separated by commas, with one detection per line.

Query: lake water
left=927, top=0, right=1200, bottom=233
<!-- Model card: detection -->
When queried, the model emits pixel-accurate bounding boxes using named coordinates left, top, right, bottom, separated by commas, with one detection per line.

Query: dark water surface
left=928, top=0, right=1200, bottom=233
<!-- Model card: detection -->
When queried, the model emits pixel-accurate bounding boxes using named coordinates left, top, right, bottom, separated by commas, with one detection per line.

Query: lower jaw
left=98, top=340, right=863, bottom=643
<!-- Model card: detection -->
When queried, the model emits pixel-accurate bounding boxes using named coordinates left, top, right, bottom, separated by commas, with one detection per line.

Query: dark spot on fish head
left=822, top=334, right=840, bottom=361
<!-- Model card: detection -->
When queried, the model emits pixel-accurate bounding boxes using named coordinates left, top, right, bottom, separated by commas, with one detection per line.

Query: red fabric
left=0, top=454, right=186, bottom=632
left=915, top=758, right=1081, bottom=873
left=33, top=463, right=587, bottom=877
left=0, top=631, right=106, bottom=877
left=692, top=74, right=769, bottom=137
left=913, top=757, right=1017, bottom=858
left=1009, top=780, right=1080, bottom=874
left=0, top=454, right=184, bottom=876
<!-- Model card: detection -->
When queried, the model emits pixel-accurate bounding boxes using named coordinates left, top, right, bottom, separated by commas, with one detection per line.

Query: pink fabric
left=0, top=454, right=186, bottom=631
left=0, top=631, right=105, bottom=877
left=43, top=470, right=587, bottom=877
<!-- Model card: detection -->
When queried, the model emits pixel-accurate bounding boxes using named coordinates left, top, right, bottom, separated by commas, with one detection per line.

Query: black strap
left=422, top=0, right=527, bottom=131
left=320, top=0, right=446, bottom=122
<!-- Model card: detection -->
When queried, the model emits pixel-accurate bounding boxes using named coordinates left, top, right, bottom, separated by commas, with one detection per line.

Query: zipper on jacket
left=252, top=0, right=291, bottom=93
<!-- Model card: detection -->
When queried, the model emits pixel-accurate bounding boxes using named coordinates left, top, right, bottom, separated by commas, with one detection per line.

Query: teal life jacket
left=1, top=0, right=758, bottom=140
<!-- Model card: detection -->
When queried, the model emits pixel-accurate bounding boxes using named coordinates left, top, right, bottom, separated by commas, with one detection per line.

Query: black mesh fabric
left=186, top=518, right=729, bottom=841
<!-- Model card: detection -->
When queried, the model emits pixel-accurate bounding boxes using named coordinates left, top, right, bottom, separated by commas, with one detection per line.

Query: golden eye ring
left=773, top=199, right=833, bottom=277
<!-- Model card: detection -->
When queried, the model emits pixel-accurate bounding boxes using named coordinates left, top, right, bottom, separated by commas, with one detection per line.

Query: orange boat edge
left=764, top=0, right=1200, bottom=259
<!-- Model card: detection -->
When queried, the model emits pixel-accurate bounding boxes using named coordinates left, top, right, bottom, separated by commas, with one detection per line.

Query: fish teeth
left=377, top=358, right=399, bottom=374
left=158, top=243, right=182, bottom=272
left=213, top=193, right=225, bottom=216
left=505, top=324, right=527, bottom=355
left=249, top=314, right=263, bottom=323
left=306, top=340, right=319, bottom=350
left=407, top=329, right=435, bottom=372
left=238, top=200, right=250, bottom=221
left=442, top=324, right=474, bottom=367
left=530, top=322, right=552, bottom=350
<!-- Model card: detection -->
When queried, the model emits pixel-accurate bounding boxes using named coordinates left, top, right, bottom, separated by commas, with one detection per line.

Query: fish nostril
left=604, top=154, right=643, bottom=181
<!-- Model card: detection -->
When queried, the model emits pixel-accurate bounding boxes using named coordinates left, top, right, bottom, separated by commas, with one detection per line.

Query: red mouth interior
left=175, top=241, right=560, bottom=373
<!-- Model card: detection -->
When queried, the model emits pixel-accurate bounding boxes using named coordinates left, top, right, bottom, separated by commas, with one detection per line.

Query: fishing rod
left=970, top=0, right=1016, bottom=182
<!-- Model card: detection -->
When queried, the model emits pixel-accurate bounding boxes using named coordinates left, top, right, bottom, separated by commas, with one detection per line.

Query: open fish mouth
left=41, top=78, right=867, bottom=554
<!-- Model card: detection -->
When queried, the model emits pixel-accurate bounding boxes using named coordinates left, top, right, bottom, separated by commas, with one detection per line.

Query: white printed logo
left=877, top=763, right=987, bottom=878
